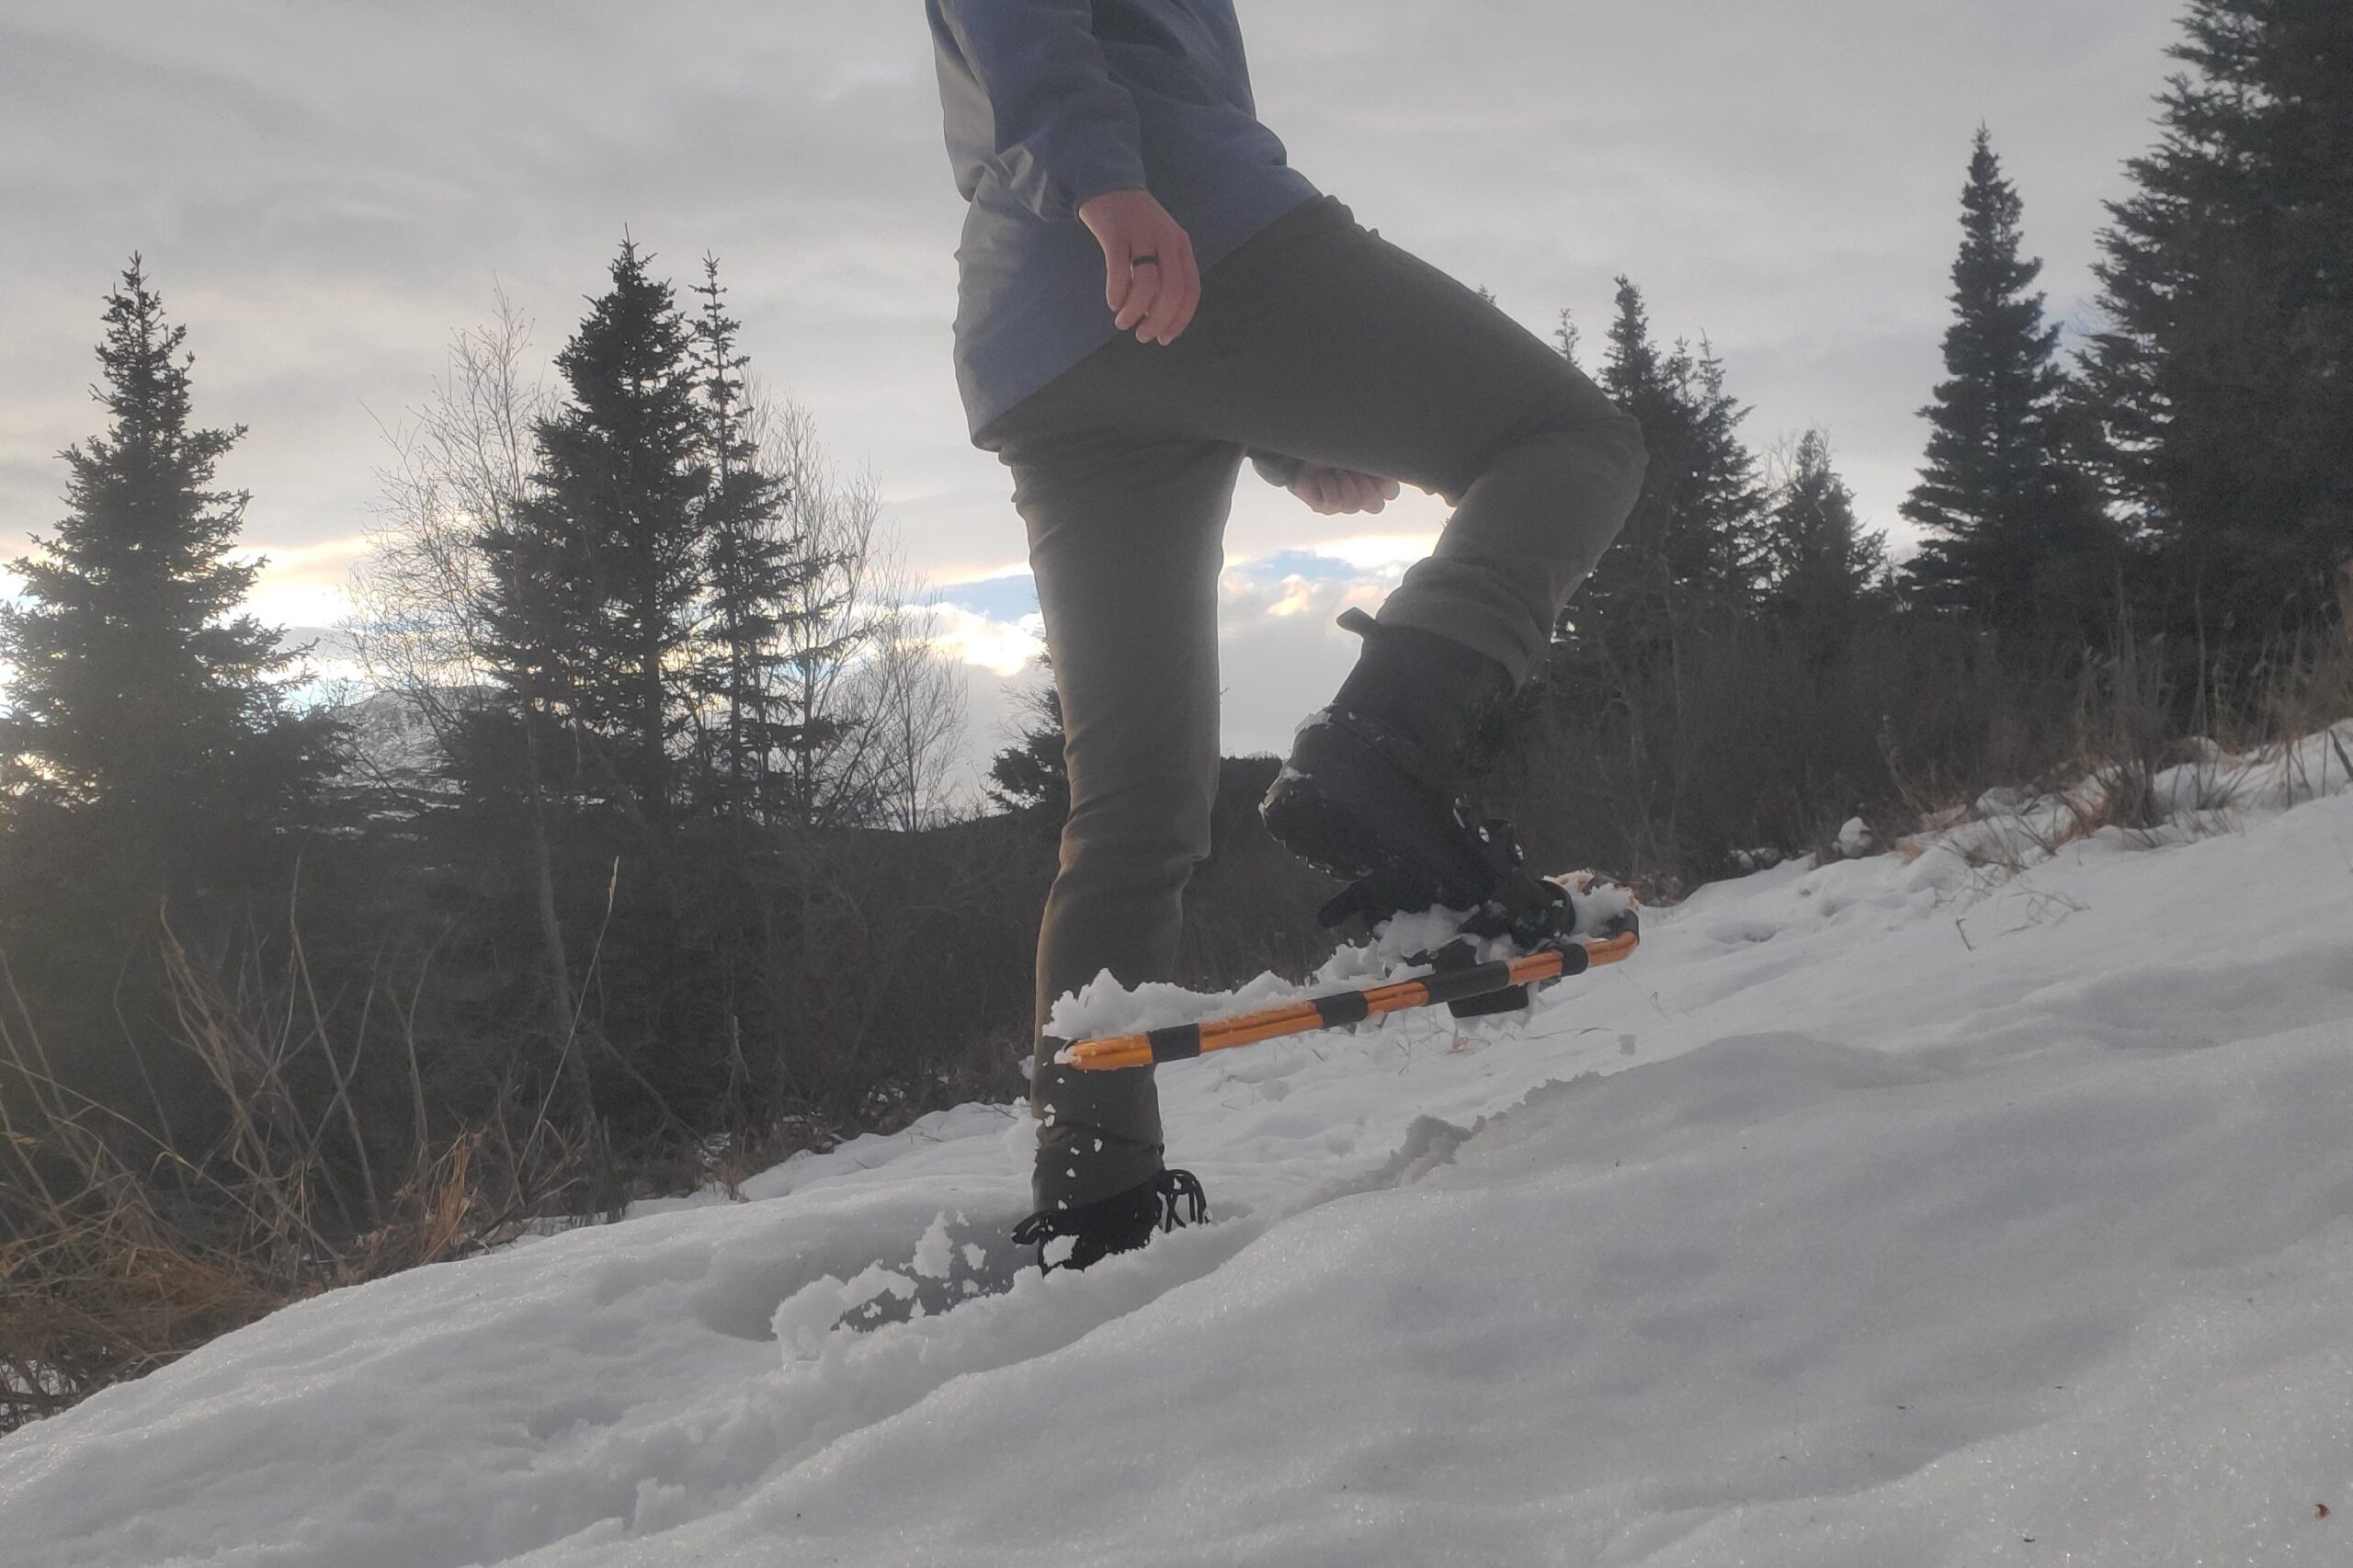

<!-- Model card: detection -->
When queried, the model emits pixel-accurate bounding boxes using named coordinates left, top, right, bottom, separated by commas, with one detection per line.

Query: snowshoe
left=1060, top=872, right=1641, bottom=1072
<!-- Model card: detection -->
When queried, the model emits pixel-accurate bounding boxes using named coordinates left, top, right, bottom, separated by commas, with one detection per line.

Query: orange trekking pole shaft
left=1062, top=930, right=1638, bottom=1072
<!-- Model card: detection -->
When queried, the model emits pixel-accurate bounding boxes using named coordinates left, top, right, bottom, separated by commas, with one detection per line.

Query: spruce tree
left=1903, top=129, right=2110, bottom=630
left=688, top=256, right=801, bottom=820
left=986, top=657, right=1068, bottom=826
left=0, top=258, right=337, bottom=842
left=1571, top=281, right=1768, bottom=663
left=1570, top=280, right=1682, bottom=660
left=1553, top=310, right=1583, bottom=372
left=1766, top=429, right=1888, bottom=651
left=1679, top=338, right=1772, bottom=610
left=481, top=241, right=710, bottom=819
left=2081, top=0, right=2353, bottom=640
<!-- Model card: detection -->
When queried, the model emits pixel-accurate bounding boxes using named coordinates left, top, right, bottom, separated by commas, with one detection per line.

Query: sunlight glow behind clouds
left=926, top=604, right=1045, bottom=679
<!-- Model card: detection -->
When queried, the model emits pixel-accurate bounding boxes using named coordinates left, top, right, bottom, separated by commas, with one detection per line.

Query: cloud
left=927, top=603, right=1045, bottom=680
left=931, top=571, right=1040, bottom=625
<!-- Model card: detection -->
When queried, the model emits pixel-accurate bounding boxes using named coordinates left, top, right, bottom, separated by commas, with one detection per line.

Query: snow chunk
left=772, top=1264, right=916, bottom=1362
left=910, top=1212, right=955, bottom=1280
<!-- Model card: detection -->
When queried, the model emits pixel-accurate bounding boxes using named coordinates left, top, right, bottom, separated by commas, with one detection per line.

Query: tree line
left=1560, top=0, right=2349, bottom=676
left=1471, top=0, right=2347, bottom=890
left=0, top=233, right=1015, bottom=1277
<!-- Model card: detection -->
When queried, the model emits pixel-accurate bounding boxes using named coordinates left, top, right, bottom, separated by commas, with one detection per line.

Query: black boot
left=1010, top=1170, right=1209, bottom=1274
left=1261, top=608, right=1518, bottom=917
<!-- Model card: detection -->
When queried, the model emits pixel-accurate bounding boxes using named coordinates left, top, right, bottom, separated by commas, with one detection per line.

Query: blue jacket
left=927, top=0, right=1319, bottom=443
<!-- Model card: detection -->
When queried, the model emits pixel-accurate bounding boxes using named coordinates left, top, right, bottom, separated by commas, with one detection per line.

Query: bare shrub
left=1502, top=613, right=2083, bottom=895
left=0, top=921, right=595, bottom=1434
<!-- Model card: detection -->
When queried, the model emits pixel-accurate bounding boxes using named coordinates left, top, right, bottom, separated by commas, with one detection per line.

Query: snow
left=6, top=726, right=2352, bottom=1566
left=1836, top=814, right=1873, bottom=858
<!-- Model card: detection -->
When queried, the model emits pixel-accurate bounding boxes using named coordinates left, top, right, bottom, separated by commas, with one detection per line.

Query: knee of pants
left=1598, top=405, right=1648, bottom=488
left=1525, top=379, right=1647, bottom=487
left=1464, top=378, right=1644, bottom=501
left=1524, top=388, right=1656, bottom=534
left=1059, top=778, right=1215, bottom=889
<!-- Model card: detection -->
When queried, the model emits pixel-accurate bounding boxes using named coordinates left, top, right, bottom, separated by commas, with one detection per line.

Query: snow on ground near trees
left=7, top=732, right=2353, bottom=1567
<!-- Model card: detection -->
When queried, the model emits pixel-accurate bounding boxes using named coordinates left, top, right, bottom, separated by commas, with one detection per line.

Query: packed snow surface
left=7, top=730, right=2353, bottom=1566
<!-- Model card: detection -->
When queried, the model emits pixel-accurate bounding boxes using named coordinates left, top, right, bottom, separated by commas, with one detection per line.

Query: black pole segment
left=1147, top=1023, right=1206, bottom=1062
left=1313, top=991, right=1372, bottom=1028
left=1415, top=958, right=1516, bottom=1008
left=1448, top=983, right=1532, bottom=1020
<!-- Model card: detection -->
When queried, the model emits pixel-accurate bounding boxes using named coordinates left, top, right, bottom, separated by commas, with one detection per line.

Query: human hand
left=1077, top=187, right=1200, bottom=346
left=1290, top=464, right=1402, bottom=516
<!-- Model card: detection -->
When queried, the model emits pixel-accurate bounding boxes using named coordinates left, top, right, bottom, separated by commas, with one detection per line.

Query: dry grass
left=0, top=918, right=597, bottom=1435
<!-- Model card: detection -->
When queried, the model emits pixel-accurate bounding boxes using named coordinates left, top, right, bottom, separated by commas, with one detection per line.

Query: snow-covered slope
left=8, top=733, right=2353, bottom=1567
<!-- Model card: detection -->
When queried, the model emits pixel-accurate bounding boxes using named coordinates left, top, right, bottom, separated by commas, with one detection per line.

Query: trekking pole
left=1061, top=929, right=1638, bottom=1072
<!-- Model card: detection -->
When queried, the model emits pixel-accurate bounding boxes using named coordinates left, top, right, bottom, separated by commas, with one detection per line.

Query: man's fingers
left=1135, top=255, right=1184, bottom=341
left=1290, top=465, right=1404, bottom=515
left=1164, top=239, right=1202, bottom=341
left=1115, top=267, right=1163, bottom=332
left=1131, top=230, right=1199, bottom=343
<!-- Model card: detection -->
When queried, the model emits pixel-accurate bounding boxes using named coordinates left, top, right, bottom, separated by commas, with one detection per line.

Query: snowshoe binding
left=1262, top=608, right=1567, bottom=947
left=1010, top=1170, right=1208, bottom=1274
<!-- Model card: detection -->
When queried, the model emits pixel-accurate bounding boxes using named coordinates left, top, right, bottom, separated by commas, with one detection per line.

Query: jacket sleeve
left=935, top=0, right=1149, bottom=222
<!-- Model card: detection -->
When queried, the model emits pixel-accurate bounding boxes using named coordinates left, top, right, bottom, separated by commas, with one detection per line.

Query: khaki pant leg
left=990, top=425, right=1241, bottom=1212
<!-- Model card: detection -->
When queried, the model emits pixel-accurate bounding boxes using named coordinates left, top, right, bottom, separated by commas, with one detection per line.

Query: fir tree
left=1903, top=129, right=2111, bottom=630
left=1766, top=429, right=1888, bottom=651
left=987, top=657, right=1067, bottom=827
left=1678, top=338, right=1772, bottom=608
left=1571, top=280, right=1768, bottom=662
left=688, top=255, right=803, bottom=820
left=0, top=258, right=338, bottom=842
left=2081, top=1, right=2353, bottom=640
left=480, top=241, right=710, bottom=818
left=1569, top=280, right=1680, bottom=659
left=1553, top=309, right=1583, bottom=372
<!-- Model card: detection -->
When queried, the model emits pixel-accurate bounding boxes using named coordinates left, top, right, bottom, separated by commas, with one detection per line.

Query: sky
left=1, top=0, right=2184, bottom=787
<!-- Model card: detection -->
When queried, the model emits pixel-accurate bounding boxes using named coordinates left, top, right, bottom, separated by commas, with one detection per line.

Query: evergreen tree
left=987, top=657, right=1067, bottom=826
left=688, top=255, right=802, bottom=820
left=1679, top=338, right=1773, bottom=608
left=1568, top=280, right=1680, bottom=659
left=480, top=241, right=710, bottom=819
left=1766, top=429, right=1888, bottom=651
left=1903, top=129, right=2112, bottom=630
left=1553, top=309, right=1583, bottom=372
left=2081, top=1, right=2353, bottom=640
left=0, top=258, right=338, bottom=844
left=1569, top=280, right=1768, bottom=662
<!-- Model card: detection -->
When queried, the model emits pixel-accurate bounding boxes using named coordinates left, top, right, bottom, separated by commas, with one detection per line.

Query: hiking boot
left=1261, top=608, right=1517, bottom=917
left=1010, top=1169, right=1209, bottom=1274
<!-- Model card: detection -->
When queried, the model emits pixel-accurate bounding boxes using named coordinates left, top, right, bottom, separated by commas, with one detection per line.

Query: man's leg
left=989, top=424, right=1241, bottom=1214
left=1017, top=194, right=1648, bottom=683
